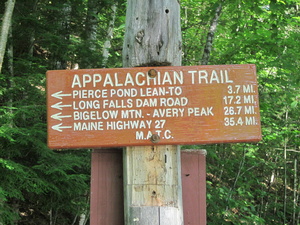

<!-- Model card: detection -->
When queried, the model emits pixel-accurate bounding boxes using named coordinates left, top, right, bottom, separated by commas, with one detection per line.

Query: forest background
left=0, top=0, right=299, bottom=224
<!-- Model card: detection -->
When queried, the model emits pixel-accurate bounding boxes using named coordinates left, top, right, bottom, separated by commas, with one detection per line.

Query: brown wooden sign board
left=47, top=64, right=261, bottom=149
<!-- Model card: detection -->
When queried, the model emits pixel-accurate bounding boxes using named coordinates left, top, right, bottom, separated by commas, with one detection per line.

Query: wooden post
left=122, top=0, right=182, bottom=68
left=122, top=0, right=183, bottom=224
left=123, top=146, right=183, bottom=224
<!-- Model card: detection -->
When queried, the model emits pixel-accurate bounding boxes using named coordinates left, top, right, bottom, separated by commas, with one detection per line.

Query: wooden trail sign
left=47, top=64, right=261, bottom=149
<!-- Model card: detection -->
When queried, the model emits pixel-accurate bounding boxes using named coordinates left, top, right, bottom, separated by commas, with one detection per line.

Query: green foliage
left=0, top=0, right=123, bottom=223
left=183, top=0, right=300, bottom=224
left=0, top=0, right=299, bottom=224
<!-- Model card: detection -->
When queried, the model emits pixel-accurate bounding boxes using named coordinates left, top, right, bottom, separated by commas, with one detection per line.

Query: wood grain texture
left=122, top=0, right=182, bottom=67
left=122, top=0, right=183, bottom=224
left=123, top=146, right=183, bottom=224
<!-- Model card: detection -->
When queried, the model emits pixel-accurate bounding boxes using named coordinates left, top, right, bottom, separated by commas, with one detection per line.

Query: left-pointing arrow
left=51, top=102, right=72, bottom=110
left=52, top=123, right=72, bottom=132
left=51, top=112, right=72, bottom=121
left=51, top=91, right=72, bottom=99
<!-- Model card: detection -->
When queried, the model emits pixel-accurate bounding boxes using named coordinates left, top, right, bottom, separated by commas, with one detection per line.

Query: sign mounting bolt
left=148, top=69, right=157, bottom=78
left=150, top=134, right=160, bottom=143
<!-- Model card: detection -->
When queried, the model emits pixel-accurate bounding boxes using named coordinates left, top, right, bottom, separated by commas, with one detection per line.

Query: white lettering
left=136, top=98, right=158, bottom=107
left=82, top=74, right=92, bottom=87
left=103, top=73, right=114, bottom=87
left=198, top=70, right=208, bottom=83
left=107, top=120, right=152, bottom=130
left=121, top=109, right=143, bottom=119
left=136, top=72, right=146, bottom=86
left=73, top=110, right=118, bottom=120
left=160, top=97, right=188, bottom=107
left=114, top=73, right=123, bottom=87
left=187, top=107, right=214, bottom=116
left=72, top=74, right=82, bottom=88
left=125, top=73, right=135, bottom=86
left=188, top=69, right=233, bottom=84
left=102, top=99, right=133, bottom=109
left=73, top=100, right=101, bottom=110
left=74, top=122, right=104, bottom=131
left=153, top=108, right=185, bottom=117
left=72, top=89, right=108, bottom=98
left=93, top=74, right=102, bottom=87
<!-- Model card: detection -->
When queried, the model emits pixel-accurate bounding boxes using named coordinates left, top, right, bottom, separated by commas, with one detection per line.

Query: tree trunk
left=102, top=3, right=118, bottom=68
left=28, top=0, right=38, bottom=58
left=7, top=25, right=14, bottom=128
left=293, top=158, right=297, bottom=224
left=0, top=0, right=16, bottom=74
left=283, top=111, right=288, bottom=224
left=83, top=0, right=99, bottom=69
left=201, top=2, right=223, bottom=65
left=85, top=0, right=98, bottom=48
left=122, top=1, right=183, bottom=224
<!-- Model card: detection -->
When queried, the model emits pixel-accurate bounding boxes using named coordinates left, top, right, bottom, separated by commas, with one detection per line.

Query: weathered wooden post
left=122, top=0, right=183, bottom=224
left=122, top=0, right=182, bottom=67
